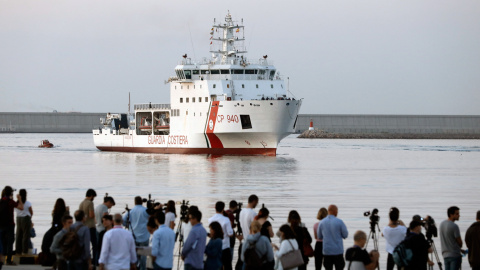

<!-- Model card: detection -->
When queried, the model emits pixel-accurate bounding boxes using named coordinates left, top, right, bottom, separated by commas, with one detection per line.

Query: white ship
left=93, top=13, right=302, bottom=156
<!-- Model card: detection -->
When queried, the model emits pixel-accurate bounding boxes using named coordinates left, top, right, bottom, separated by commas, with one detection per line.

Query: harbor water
left=1, top=133, right=479, bottom=269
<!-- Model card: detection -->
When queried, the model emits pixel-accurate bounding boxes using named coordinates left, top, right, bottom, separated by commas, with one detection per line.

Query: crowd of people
left=1, top=186, right=480, bottom=270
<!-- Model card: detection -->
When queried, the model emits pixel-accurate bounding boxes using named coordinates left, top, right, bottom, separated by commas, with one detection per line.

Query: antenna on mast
left=128, top=92, right=131, bottom=115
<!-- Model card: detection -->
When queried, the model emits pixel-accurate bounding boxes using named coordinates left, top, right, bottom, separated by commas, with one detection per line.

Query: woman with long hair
left=313, top=207, right=328, bottom=270
left=288, top=210, right=312, bottom=270
left=52, top=198, right=69, bottom=230
left=272, top=224, right=300, bottom=270
left=15, top=189, right=33, bottom=255
left=205, top=221, right=224, bottom=270
left=165, top=200, right=176, bottom=230
left=254, top=207, right=274, bottom=242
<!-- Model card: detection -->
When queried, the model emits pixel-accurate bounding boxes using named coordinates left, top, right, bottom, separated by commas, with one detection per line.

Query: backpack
left=59, top=224, right=84, bottom=260
left=392, top=238, right=413, bottom=267
left=244, top=241, right=264, bottom=269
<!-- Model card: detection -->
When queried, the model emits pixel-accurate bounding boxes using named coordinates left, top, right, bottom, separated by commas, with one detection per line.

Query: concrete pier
left=0, top=112, right=104, bottom=133
left=0, top=112, right=479, bottom=136
left=296, top=114, right=480, bottom=136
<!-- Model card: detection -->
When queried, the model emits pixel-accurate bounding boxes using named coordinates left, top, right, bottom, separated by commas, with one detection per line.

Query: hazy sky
left=1, top=0, right=479, bottom=115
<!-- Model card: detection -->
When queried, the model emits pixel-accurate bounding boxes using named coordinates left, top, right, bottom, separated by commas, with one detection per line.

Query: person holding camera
left=404, top=220, right=434, bottom=270
left=345, top=230, right=379, bottom=270
left=123, top=196, right=150, bottom=270
left=0, top=186, right=24, bottom=266
left=382, top=207, right=406, bottom=270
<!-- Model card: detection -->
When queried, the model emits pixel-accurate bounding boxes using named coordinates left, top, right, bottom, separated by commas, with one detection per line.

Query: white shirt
left=165, top=212, right=176, bottom=229
left=208, top=213, right=234, bottom=250
left=382, top=225, right=407, bottom=254
left=15, top=201, right=32, bottom=217
left=182, top=221, right=193, bottom=242
left=99, top=225, right=137, bottom=270
left=274, top=239, right=299, bottom=270
left=95, top=204, right=109, bottom=232
left=239, top=208, right=256, bottom=237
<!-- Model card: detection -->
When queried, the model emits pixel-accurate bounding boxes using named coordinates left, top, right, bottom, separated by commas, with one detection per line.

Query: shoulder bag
left=279, top=239, right=304, bottom=269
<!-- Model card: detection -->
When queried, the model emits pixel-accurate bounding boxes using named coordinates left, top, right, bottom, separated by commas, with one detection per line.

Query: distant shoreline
left=298, top=130, right=480, bottom=139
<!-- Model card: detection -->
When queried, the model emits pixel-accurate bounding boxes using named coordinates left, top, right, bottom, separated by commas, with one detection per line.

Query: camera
left=142, top=194, right=161, bottom=215
left=179, top=200, right=189, bottom=222
left=364, top=208, right=380, bottom=224
left=424, top=215, right=438, bottom=240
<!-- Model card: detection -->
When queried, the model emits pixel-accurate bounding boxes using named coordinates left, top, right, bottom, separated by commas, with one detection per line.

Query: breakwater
left=1, top=112, right=479, bottom=137
left=297, top=114, right=480, bottom=139
left=0, top=112, right=104, bottom=133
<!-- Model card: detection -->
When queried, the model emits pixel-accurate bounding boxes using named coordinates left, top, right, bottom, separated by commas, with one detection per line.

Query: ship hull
left=93, top=99, right=301, bottom=156
left=95, top=146, right=276, bottom=156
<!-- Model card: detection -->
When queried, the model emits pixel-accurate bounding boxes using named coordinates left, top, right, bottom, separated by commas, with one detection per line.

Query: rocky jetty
left=297, top=129, right=480, bottom=139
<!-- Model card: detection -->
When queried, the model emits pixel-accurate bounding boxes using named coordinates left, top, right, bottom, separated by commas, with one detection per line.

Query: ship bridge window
left=201, top=70, right=209, bottom=74
left=270, top=70, right=275, bottom=80
left=240, top=115, right=252, bottom=129
left=242, top=84, right=245, bottom=88
left=233, top=70, right=244, bottom=74
left=186, top=98, right=189, bottom=103
left=199, top=97, right=202, bottom=102
left=213, top=84, right=216, bottom=88
left=192, top=70, right=199, bottom=75
left=245, top=69, right=255, bottom=74
left=210, top=70, right=220, bottom=75
left=184, top=70, right=192, bottom=79
left=271, top=84, right=274, bottom=88
left=192, top=97, right=195, bottom=103
left=221, top=69, right=230, bottom=74
left=259, top=70, right=266, bottom=75
left=180, top=98, right=183, bottom=103
left=205, top=97, right=209, bottom=102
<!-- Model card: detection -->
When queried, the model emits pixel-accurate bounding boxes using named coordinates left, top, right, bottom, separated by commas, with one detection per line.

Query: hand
left=370, top=250, right=380, bottom=261
left=271, top=243, right=278, bottom=251
left=181, top=255, right=185, bottom=261
left=16, top=194, right=21, bottom=200
left=428, top=260, right=435, bottom=266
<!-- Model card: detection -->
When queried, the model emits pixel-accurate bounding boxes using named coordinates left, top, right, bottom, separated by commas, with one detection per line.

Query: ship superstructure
left=93, top=13, right=302, bottom=155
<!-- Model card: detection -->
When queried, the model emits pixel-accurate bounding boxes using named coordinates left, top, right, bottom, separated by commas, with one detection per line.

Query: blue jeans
left=444, top=256, right=462, bottom=270
left=136, top=240, right=149, bottom=270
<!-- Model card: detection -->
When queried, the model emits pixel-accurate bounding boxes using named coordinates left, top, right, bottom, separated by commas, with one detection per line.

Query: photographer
left=382, top=207, right=406, bottom=270
left=0, top=186, right=24, bottom=266
left=345, top=230, right=379, bottom=270
left=123, top=196, right=150, bottom=270
left=405, top=220, right=434, bottom=270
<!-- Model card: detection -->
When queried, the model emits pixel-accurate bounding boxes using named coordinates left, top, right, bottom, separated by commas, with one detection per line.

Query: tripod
left=427, top=238, right=443, bottom=270
left=123, top=206, right=140, bottom=269
left=175, top=219, right=185, bottom=270
left=365, top=220, right=380, bottom=270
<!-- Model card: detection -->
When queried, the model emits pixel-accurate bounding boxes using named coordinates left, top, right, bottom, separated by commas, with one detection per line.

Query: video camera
left=179, top=200, right=189, bottom=222
left=142, top=194, right=162, bottom=215
left=423, top=215, right=438, bottom=240
left=364, top=208, right=380, bottom=232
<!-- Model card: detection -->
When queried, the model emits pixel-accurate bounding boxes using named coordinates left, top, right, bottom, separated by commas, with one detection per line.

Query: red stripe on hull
left=96, top=146, right=276, bottom=156
left=206, top=101, right=224, bottom=148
